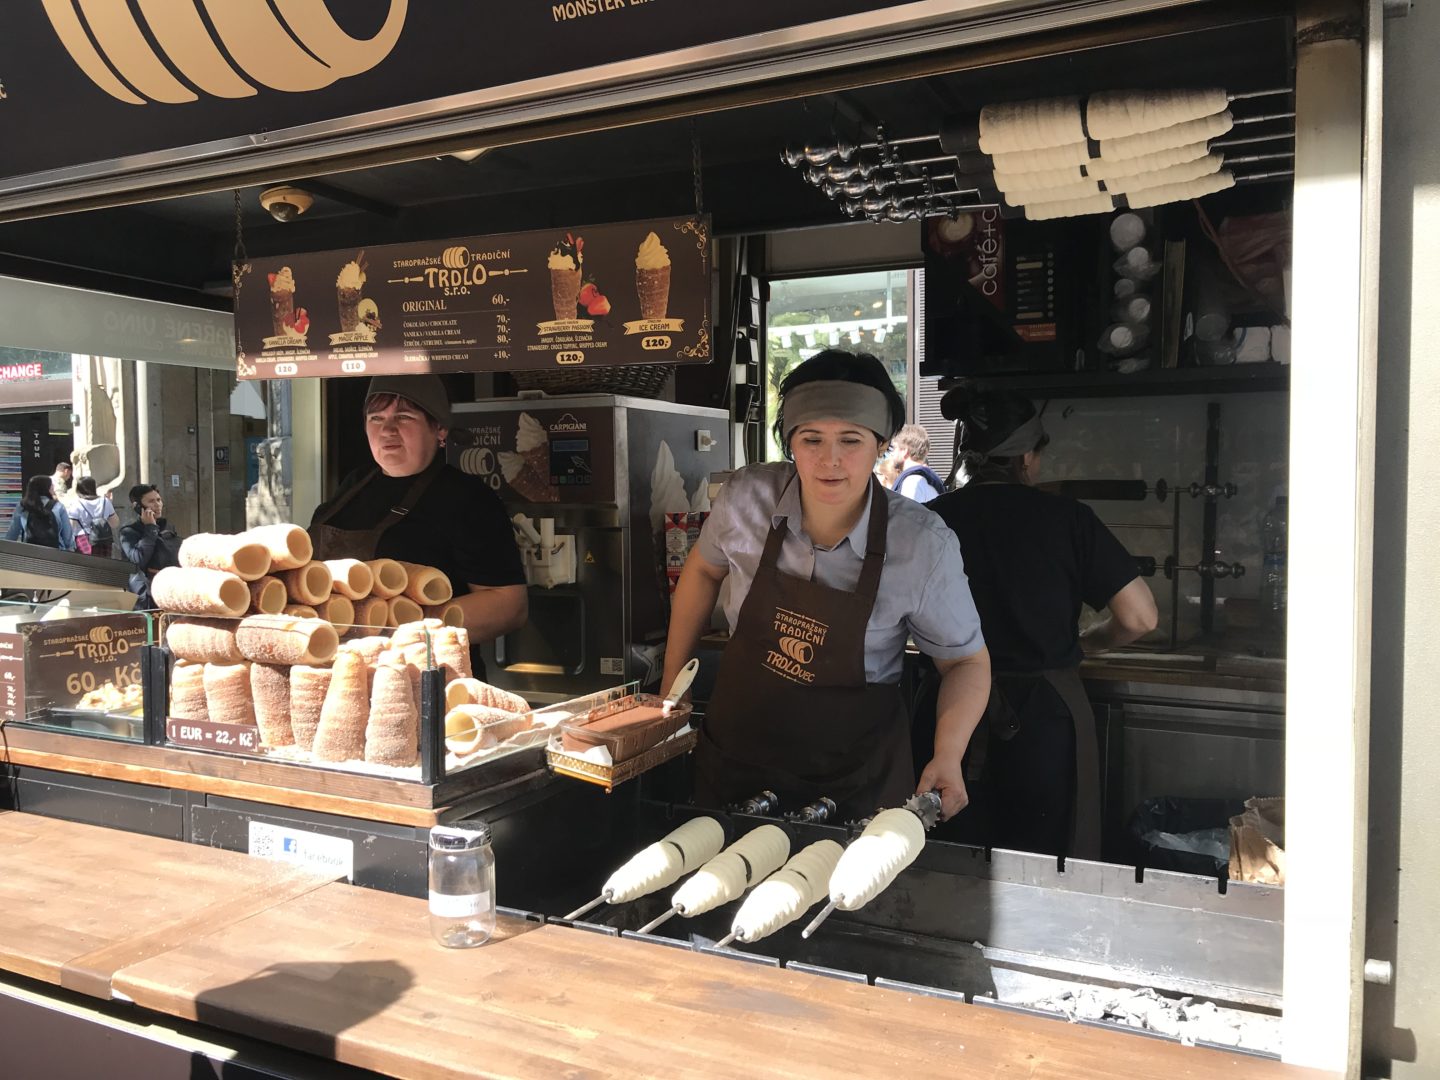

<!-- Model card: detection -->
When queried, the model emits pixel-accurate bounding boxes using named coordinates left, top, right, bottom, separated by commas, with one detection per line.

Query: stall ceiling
left=0, top=8, right=1292, bottom=310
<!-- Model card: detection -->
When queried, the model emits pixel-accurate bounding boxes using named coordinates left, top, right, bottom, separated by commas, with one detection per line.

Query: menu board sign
left=18, top=615, right=147, bottom=716
left=0, top=632, right=24, bottom=723
left=236, top=216, right=710, bottom=380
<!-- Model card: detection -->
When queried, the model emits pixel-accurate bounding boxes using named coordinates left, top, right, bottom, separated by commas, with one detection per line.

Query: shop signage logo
left=41, top=0, right=408, bottom=105
left=765, top=609, right=828, bottom=685
left=550, top=414, right=588, bottom=434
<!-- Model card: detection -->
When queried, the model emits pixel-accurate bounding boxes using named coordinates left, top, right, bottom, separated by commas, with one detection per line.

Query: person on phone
left=119, top=484, right=182, bottom=609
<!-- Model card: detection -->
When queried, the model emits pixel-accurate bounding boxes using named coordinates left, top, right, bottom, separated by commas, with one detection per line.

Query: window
left=763, top=270, right=909, bottom=460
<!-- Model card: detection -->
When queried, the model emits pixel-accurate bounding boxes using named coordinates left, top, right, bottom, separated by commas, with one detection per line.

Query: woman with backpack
left=69, top=476, right=120, bottom=558
left=4, top=475, right=77, bottom=551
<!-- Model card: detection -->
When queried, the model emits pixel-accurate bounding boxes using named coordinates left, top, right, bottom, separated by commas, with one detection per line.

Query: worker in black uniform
left=923, top=389, right=1157, bottom=859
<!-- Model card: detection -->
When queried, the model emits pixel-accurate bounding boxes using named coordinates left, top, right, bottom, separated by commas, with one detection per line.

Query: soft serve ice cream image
left=336, top=254, right=368, bottom=334
left=498, top=413, right=558, bottom=503
left=547, top=233, right=584, bottom=322
left=635, top=232, right=671, bottom=320
left=265, top=266, right=309, bottom=345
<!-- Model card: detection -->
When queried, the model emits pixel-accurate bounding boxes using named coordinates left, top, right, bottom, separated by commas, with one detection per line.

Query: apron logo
left=764, top=609, right=828, bottom=685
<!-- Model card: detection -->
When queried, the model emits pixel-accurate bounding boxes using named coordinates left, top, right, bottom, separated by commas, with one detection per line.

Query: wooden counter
left=0, top=813, right=1331, bottom=1080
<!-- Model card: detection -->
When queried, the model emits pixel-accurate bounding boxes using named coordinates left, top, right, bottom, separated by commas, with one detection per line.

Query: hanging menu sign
left=235, top=216, right=710, bottom=380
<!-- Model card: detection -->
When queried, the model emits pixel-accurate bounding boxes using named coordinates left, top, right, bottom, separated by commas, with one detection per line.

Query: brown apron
left=971, top=667, right=1101, bottom=860
left=694, top=478, right=914, bottom=821
left=308, top=462, right=443, bottom=563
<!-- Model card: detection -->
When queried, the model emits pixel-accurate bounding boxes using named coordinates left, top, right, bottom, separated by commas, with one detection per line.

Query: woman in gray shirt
left=662, top=350, right=991, bottom=821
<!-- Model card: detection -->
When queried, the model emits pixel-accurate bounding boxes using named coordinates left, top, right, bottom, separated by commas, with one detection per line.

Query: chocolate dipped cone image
left=635, top=231, right=672, bottom=320
left=547, top=232, right=584, bottom=321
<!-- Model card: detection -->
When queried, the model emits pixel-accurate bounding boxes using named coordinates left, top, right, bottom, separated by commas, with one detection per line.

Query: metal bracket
left=1383, top=0, right=1411, bottom=17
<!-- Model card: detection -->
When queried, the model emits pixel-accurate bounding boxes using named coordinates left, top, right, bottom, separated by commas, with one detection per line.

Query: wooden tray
left=557, top=693, right=691, bottom=761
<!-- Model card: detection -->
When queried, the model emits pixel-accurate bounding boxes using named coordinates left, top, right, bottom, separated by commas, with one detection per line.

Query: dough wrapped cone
left=353, top=597, right=389, bottom=632
left=391, top=618, right=445, bottom=650
left=396, top=562, right=453, bottom=605
left=203, top=662, right=254, bottom=725
left=170, top=660, right=208, bottom=720
left=424, top=602, right=464, bottom=628
left=730, top=840, right=844, bottom=943
left=603, top=817, right=726, bottom=903
left=235, top=614, right=338, bottom=666
left=179, top=533, right=271, bottom=581
left=250, top=662, right=294, bottom=747
left=245, top=524, right=312, bottom=572
left=153, top=567, right=249, bottom=618
left=289, top=664, right=332, bottom=752
left=365, top=662, right=419, bottom=767
left=340, top=635, right=390, bottom=666
left=247, top=576, right=287, bottom=615
left=386, top=596, right=424, bottom=628
left=673, top=824, right=791, bottom=917
left=281, top=561, right=333, bottom=606
left=165, top=617, right=243, bottom=665
left=444, top=704, right=531, bottom=754
left=312, top=652, right=369, bottom=762
left=445, top=677, right=528, bottom=715
left=829, top=808, right=926, bottom=911
left=365, top=558, right=408, bottom=600
left=316, top=594, right=355, bottom=633
left=324, top=559, right=374, bottom=601
left=431, top=626, right=472, bottom=681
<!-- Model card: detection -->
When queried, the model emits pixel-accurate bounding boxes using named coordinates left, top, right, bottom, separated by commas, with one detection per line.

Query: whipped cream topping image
left=636, top=232, right=670, bottom=270
left=270, top=266, right=296, bottom=293
left=516, top=412, right=548, bottom=453
left=336, top=259, right=366, bottom=290
left=547, top=251, right=576, bottom=271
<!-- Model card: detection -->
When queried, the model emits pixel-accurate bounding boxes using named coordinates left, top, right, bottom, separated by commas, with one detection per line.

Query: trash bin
left=1127, top=796, right=1246, bottom=877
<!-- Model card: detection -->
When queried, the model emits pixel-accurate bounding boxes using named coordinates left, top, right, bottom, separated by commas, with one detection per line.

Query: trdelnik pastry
left=499, top=412, right=557, bottom=503
left=547, top=233, right=584, bottom=323
left=635, top=231, right=672, bottom=320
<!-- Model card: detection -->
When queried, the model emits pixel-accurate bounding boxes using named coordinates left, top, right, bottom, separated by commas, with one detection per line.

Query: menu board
left=17, top=615, right=148, bottom=717
left=0, top=632, right=23, bottom=724
left=235, top=216, right=710, bottom=381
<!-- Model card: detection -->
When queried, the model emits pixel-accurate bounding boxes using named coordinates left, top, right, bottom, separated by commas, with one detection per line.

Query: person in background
left=5, top=475, right=76, bottom=551
left=70, top=476, right=120, bottom=558
left=662, top=349, right=991, bottom=821
left=923, top=389, right=1157, bottom=860
left=119, top=483, right=181, bottom=610
left=51, top=457, right=74, bottom=502
left=874, top=454, right=902, bottom=490
left=888, top=424, right=946, bottom=503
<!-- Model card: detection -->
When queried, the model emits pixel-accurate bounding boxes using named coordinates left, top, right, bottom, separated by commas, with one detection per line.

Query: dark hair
left=21, top=475, right=53, bottom=514
left=75, top=476, right=98, bottom=498
left=129, top=483, right=159, bottom=510
left=773, top=349, right=906, bottom=459
left=55, top=456, right=72, bottom=470
left=940, top=387, right=1049, bottom=486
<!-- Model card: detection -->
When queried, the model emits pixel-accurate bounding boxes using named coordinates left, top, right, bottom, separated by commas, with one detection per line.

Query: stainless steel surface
left=0, top=0, right=1221, bottom=217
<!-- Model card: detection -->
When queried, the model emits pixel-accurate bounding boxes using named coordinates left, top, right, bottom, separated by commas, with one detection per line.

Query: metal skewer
left=563, top=894, right=609, bottom=922
left=801, top=900, right=837, bottom=940
left=637, top=906, right=679, bottom=935
left=714, top=931, right=739, bottom=949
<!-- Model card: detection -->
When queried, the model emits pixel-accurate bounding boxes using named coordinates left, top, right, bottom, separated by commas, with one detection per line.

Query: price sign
left=166, top=717, right=266, bottom=757
left=19, top=614, right=147, bottom=716
left=0, top=632, right=25, bottom=723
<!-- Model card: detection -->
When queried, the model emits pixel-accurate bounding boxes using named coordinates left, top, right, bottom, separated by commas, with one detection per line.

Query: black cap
left=365, top=374, right=451, bottom=427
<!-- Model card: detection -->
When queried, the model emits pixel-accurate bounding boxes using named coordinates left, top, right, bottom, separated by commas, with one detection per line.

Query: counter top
left=0, top=812, right=1328, bottom=1079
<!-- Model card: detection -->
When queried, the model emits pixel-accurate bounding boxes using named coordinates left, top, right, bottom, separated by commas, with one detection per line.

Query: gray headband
left=966, top=414, right=1047, bottom=460
left=782, top=381, right=895, bottom=443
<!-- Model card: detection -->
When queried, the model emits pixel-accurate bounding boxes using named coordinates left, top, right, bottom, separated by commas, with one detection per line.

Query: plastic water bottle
left=1261, top=494, right=1288, bottom=633
left=429, top=823, right=496, bottom=948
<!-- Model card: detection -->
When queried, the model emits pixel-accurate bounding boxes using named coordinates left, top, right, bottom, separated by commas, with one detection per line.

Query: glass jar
left=428, top=822, right=496, bottom=948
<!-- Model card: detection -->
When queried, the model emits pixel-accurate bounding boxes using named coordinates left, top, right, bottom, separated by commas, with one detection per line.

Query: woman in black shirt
left=926, top=390, right=1157, bottom=859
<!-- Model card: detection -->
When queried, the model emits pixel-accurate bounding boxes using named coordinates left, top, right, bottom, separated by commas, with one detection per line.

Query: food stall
left=0, top=0, right=1405, bottom=1075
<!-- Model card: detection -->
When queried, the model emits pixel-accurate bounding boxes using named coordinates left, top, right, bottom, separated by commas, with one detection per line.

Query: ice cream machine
left=449, top=395, right=729, bottom=703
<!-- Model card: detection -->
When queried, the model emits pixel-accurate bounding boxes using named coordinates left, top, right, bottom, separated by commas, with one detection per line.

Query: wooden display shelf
left=0, top=724, right=546, bottom=827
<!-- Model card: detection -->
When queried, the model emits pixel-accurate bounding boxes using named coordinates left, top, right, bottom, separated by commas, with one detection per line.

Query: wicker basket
left=548, top=729, right=698, bottom=793
left=511, top=364, right=674, bottom=398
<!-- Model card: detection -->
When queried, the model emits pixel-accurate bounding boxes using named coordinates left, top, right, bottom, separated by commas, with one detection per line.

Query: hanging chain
left=691, top=120, right=704, bottom=216
left=233, top=189, right=248, bottom=264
